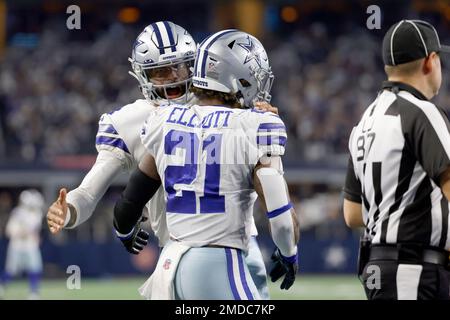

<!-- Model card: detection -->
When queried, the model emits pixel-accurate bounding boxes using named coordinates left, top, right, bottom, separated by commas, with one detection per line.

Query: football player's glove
left=115, top=216, right=149, bottom=255
left=269, top=247, right=298, bottom=290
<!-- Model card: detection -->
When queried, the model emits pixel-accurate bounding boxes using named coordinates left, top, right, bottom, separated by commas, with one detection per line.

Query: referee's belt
left=369, top=244, right=449, bottom=266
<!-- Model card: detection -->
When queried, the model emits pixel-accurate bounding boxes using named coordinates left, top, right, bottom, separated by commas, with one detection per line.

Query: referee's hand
left=269, top=248, right=298, bottom=290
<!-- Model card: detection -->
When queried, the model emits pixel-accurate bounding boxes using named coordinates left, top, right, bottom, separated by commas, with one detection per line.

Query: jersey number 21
left=164, top=129, right=225, bottom=214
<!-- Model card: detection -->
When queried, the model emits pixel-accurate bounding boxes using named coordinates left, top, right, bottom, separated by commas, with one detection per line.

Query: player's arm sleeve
left=256, top=113, right=287, bottom=158
left=65, top=149, right=126, bottom=228
left=404, top=106, right=450, bottom=185
left=254, top=156, right=299, bottom=259
left=65, top=114, right=132, bottom=229
left=114, top=160, right=161, bottom=235
left=343, top=156, right=362, bottom=203
left=253, top=113, right=298, bottom=257
left=95, top=113, right=133, bottom=169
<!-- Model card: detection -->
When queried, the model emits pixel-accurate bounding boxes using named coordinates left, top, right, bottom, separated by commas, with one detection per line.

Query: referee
left=343, top=19, right=450, bottom=300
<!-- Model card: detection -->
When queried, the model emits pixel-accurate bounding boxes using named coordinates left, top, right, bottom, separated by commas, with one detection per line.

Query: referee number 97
left=357, top=132, right=376, bottom=161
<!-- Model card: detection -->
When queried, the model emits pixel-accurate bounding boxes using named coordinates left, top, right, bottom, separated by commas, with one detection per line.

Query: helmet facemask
left=237, top=65, right=274, bottom=108
left=129, top=54, right=195, bottom=105
left=128, top=21, right=197, bottom=106
left=254, top=66, right=274, bottom=103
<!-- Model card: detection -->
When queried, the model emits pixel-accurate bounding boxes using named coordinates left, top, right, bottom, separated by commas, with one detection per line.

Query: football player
left=0, top=190, right=45, bottom=300
left=113, top=30, right=300, bottom=299
left=46, top=22, right=275, bottom=299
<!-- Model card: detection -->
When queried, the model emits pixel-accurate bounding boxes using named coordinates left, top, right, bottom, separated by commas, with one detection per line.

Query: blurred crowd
left=1, top=18, right=450, bottom=166
left=268, top=22, right=384, bottom=165
left=0, top=21, right=140, bottom=163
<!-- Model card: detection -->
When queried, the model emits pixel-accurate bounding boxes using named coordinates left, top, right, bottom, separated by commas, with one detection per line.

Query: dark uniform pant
left=361, top=260, right=449, bottom=300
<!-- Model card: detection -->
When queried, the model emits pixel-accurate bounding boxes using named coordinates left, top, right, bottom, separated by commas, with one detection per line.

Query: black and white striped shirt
left=344, top=81, right=450, bottom=250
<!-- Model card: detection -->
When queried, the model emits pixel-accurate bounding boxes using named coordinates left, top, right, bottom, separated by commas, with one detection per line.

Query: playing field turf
left=1, top=274, right=366, bottom=300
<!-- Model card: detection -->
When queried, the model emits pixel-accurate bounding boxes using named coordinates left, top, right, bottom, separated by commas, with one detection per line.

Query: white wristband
left=115, top=227, right=135, bottom=240
left=63, top=207, right=71, bottom=228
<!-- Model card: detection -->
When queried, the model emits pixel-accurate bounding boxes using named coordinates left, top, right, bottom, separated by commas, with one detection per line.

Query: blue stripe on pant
left=236, top=249, right=254, bottom=299
left=225, top=248, right=240, bottom=299
left=174, top=247, right=260, bottom=300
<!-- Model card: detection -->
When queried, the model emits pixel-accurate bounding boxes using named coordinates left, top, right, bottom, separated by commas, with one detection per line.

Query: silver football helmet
left=192, top=30, right=274, bottom=108
left=129, top=21, right=197, bottom=105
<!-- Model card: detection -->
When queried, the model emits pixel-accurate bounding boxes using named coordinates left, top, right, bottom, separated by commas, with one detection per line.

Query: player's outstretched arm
left=113, top=153, right=161, bottom=254
left=46, top=150, right=127, bottom=234
left=253, top=156, right=300, bottom=290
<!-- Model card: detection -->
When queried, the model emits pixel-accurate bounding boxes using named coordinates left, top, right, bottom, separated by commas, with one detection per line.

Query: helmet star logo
left=133, top=39, right=144, bottom=50
left=237, top=36, right=262, bottom=68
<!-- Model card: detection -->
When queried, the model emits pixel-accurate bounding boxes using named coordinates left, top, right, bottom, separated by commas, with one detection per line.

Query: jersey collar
left=381, top=81, right=428, bottom=101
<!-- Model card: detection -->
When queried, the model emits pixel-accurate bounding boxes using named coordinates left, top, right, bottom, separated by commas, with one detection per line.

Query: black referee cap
left=382, top=19, right=450, bottom=66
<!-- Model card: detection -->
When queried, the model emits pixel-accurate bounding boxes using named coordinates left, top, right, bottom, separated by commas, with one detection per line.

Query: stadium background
left=0, top=0, right=449, bottom=299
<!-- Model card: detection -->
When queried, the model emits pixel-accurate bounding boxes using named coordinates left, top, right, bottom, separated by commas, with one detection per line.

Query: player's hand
left=47, top=188, right=68, bottom=234
left=269, top=248, right=298, bottom=290
left=116, top=217, right=150, bottom=255
left=254, top=101, right=279, bottom=115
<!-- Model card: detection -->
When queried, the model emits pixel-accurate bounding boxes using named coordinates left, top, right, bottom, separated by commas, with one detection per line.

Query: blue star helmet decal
left=133, top=39, right=144, bottom=50
left=237, top=35, right=263, bottom=68
left=133, top=39, right=154, bottom=64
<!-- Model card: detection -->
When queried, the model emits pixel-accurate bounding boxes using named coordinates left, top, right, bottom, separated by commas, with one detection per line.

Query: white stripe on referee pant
left=396, top=264, right=423, bottom=300
left=230, top=249, right=249, bottom=299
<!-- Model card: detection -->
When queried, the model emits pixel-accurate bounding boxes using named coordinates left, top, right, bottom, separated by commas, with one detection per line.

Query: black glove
left=115, top=216, right=150, bottom=255
left=269, top=248, right=298, bottom=290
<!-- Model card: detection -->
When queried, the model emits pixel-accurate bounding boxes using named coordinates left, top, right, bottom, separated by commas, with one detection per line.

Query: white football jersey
left=6, top=206, right=43, bottom=250
left=140, top=104, right=287, bottom=251
left=96, top=99, right=168, bottom=244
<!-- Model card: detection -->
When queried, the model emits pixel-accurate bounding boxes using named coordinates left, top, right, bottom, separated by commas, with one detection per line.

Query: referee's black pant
left=360, top=260, right=449, bottom=300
